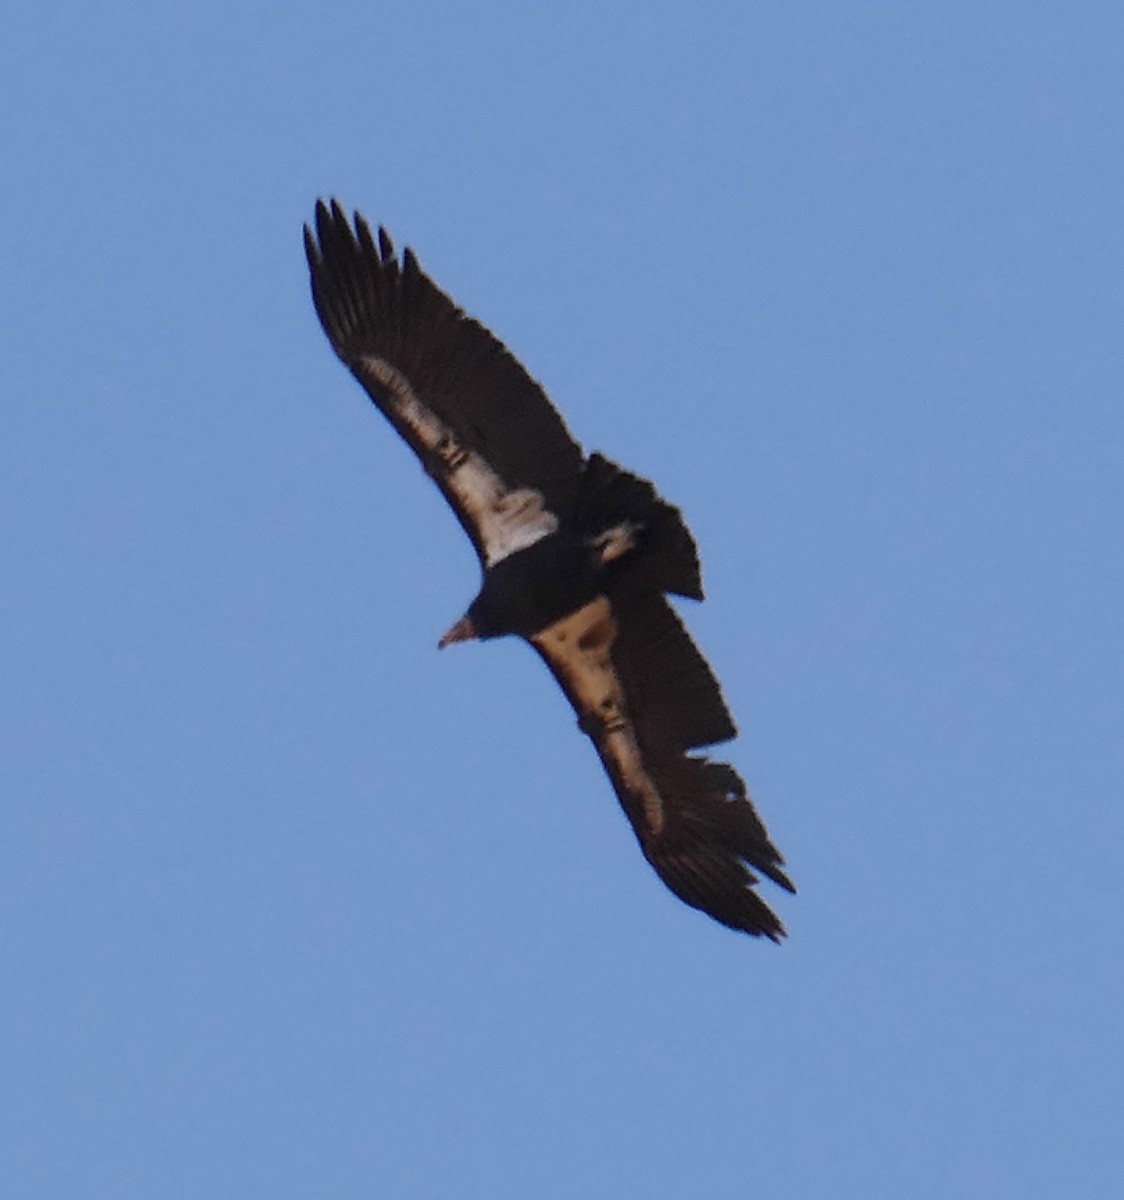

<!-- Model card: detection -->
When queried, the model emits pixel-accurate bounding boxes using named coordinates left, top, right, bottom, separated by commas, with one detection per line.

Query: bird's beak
left=438, top=615, right=476, bottom=649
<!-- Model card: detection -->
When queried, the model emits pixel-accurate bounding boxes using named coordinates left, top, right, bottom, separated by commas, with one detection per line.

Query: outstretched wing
left=304, top=200, right=585, bottom=565
left=531, top=592, right=794, bottom=940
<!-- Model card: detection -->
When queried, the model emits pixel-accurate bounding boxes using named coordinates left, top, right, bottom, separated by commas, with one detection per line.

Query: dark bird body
left=304, top=201, right=794, bottom=939
left=462, top=533, right=602, bottom=639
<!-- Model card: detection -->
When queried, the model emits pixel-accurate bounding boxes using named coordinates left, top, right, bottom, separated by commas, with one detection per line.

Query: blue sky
left=3, top=2, right=1121, bottom=1196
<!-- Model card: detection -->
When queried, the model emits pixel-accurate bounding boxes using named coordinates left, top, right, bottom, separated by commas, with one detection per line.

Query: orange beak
left=438, top=615, right=476, bottom=649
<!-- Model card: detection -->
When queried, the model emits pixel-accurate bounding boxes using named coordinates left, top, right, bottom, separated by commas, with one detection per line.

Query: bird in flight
left=303, top=201, right=794, bottom=939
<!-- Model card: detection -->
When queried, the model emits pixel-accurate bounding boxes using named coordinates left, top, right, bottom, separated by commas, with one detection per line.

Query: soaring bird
left=304, top=201, right=794, bottom=939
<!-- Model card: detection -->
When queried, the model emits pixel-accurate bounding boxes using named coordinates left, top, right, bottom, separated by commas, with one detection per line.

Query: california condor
left=303, top=200, right=794, bottom=940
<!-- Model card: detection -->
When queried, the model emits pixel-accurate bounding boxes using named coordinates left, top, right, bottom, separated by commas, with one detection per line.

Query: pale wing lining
left=359, top=355, right=559, bottom=566
left=532, top=596, right=666, bottom=836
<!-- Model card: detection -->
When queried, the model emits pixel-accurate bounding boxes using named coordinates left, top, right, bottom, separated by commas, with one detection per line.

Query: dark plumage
left=304, top=200, right=794, bottom=940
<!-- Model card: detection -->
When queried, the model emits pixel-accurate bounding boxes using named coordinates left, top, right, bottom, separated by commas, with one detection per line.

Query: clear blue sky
left=3, top=3, right=1121, bottom=1197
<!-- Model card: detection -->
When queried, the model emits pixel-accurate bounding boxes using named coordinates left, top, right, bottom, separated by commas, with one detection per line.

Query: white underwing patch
left=359, top=355, right=559, bottom=565
left=533, top=596, right=666, bottom=836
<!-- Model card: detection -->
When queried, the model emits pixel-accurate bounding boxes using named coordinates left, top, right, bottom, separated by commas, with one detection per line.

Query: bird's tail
left=573, top=453, right=703, bottom=600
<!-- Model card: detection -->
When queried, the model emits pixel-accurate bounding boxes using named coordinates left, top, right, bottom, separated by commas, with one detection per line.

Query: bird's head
left=437, top=614, right=477, bottom=649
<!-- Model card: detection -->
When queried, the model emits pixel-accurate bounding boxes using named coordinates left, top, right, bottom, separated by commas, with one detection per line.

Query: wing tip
left=633, top=751, right=794, bottom=940
left=650, top=849, right=792, bottom=941
left=306, top=198, right=406, bottom=268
